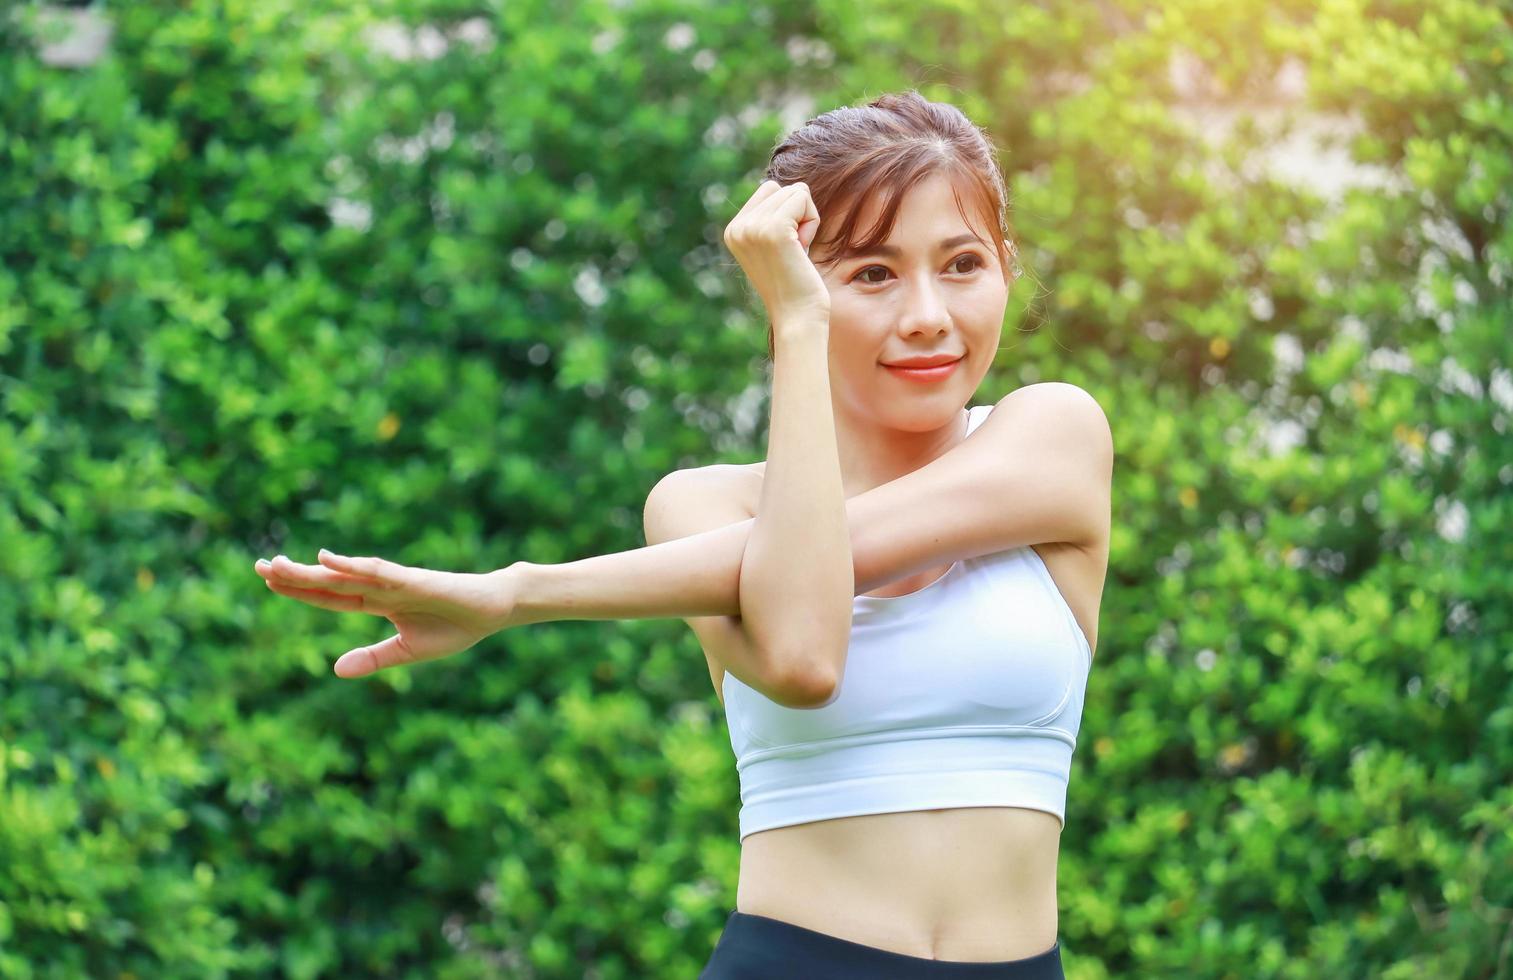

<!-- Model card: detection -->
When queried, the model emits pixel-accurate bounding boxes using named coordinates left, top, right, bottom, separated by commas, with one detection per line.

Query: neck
left=833, top=405, right=970, bottom=498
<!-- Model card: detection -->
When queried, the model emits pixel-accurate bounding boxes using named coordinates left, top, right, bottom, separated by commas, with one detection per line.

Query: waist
left=736, top=805, right=1061, bottom=961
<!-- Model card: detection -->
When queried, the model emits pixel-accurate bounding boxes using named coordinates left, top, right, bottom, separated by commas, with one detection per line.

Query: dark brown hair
left=758, top=89, right=1024, bottom=361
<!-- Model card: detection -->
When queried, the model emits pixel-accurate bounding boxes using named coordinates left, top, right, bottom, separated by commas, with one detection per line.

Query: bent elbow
left=768, top=661, right=840, bottom=710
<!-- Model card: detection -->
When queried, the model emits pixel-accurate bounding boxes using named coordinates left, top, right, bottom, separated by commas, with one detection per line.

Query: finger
left=262, top=555, right=384, bottom=596
left=726, top=180, right=787, bottom=238
left=759, top=181, right=806, bottom=212
left=726, top=179, right=780, bottom=240
left=742, top=178, right=784, bottom=210
left=319, top=547, right=414, bottom=586
left=758, top=183, right=812, bottom=238
left=727, top=184, right=803, bottom=249
left=333, top=632, right=417, bottom=678
left=315, top=550, right=411, bottom=588
left=263, top=576, right=367, bottom=612
left=794, top=185, right=821, bottom=253
left=258, top=554, right=357, bottom=589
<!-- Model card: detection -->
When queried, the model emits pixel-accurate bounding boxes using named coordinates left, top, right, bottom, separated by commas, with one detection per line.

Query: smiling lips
left=882, top=355, right=962, bottom=382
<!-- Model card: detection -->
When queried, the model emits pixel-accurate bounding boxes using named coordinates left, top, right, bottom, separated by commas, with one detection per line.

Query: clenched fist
left=723, top=179, right=831, bottom=331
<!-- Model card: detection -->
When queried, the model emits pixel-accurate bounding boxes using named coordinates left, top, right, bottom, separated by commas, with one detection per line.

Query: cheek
left=823, top=295, right=870, bottom=331
left=964, top=278, right=1008, bottom=307
left=822, top=322, right=888, bottom=369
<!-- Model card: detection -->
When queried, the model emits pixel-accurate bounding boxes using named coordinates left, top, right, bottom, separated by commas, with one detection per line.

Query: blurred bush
left=0, top=0, right=1507, bottom=976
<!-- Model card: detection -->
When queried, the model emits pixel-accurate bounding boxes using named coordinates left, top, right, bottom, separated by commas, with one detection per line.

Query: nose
left=896, top=275, right=952, bottom=337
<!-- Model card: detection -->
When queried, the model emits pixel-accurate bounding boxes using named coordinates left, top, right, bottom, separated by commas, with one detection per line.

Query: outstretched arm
left=259, top=383, right=1110, bottom=678
left=511, top=383, right=1110, bottom=629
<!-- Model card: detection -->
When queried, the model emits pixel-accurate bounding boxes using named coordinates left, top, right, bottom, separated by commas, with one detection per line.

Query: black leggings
left=700, top=910, right=1065, bottom=979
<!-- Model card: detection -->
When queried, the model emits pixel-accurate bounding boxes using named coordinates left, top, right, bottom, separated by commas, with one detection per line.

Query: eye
left=849, top=252, right=985, bottom=285
left=951, top=253, right=985, bottom=275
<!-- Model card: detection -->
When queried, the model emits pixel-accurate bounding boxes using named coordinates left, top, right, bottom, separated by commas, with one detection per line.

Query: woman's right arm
left=640, top=465, right=814, bottom=709
left=733, top=322, right=852, bottom=701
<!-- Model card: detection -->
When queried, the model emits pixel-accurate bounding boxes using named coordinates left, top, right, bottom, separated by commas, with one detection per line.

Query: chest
left=703, top=465, right=1101, bottom=707
left=740, top=462, right=1100, bottom=648
left=724, top=549, right=1089, bottom=756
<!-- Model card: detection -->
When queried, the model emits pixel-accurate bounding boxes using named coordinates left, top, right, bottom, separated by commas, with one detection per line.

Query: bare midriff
left=736, top=805, right=1062, bottom=961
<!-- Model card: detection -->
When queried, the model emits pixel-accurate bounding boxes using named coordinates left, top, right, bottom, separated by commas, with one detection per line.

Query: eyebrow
left=847, top=233, right=983, bottom=260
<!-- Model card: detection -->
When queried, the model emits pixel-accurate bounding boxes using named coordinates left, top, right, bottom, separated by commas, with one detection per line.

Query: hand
left=253, top=551, right=521, bottom=678
left=723, top=179, right=831, bottom=330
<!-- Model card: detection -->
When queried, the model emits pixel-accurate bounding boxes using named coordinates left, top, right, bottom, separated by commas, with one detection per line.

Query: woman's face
left=812, top=172, right=1010, bottom=431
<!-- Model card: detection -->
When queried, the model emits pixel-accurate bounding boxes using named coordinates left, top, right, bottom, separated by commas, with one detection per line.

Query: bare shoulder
left=641, top=463, right=764, bottom=707
left=643, top=463, right=756, bottom=542
left=993, top=384, right=1112, bottom=656
left=999, top=380, right=1104, bottom=406
left=652, top=461, right=754, bottom=491
left=996, top=382, right=1112, bottom=457
left=992, top=383, right=1113, bottom=487
left=702, top=462, right=761, bottom=507
left=971, top=382, right=1113, bottom=555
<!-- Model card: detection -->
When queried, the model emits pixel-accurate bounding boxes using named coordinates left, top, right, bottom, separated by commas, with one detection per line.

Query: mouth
left=881, top=355, right=963, bottom=382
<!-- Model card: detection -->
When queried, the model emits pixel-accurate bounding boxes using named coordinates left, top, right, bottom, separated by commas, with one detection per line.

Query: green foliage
left=1, top=0, right=1508, bottom=976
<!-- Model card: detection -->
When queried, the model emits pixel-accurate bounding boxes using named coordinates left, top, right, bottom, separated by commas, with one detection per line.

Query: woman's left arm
left=260, top=384, right=1111, bottom=675
left=507, top=383, right=1111, bottom=623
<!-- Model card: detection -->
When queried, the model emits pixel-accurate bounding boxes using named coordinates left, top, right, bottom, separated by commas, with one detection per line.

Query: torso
left=713, top=441, right=1107, bottom=962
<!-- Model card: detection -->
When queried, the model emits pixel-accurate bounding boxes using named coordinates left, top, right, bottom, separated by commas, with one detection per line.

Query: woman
left=255, top=90, right=1110, bottom=977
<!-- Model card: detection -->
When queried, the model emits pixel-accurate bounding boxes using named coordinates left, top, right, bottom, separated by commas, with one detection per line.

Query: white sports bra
left=721, top=403, right=1093, bottom=841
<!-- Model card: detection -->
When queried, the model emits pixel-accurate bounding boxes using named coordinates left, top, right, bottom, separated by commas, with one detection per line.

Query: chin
left=879, top=404, right=965, bottom=431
